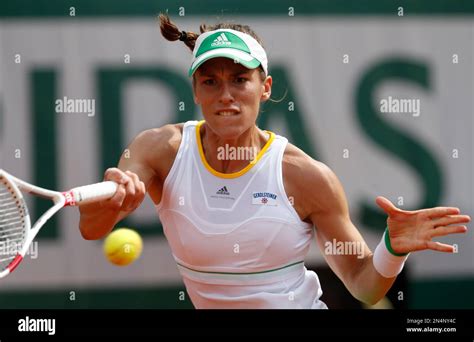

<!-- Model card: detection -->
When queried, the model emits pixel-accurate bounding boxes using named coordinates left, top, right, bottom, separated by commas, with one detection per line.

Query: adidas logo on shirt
left=211, top=33, right=231, bottom=47
left=216, top=186, right=230, bottom=195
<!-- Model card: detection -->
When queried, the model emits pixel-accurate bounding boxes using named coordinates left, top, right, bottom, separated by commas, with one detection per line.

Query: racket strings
left=0, top=178, right=27, bottom=272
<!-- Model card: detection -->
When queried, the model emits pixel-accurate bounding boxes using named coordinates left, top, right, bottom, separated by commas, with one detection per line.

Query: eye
left=235, top=77, right=248, bottom=84
left=203, top=79, right=215, bottom=86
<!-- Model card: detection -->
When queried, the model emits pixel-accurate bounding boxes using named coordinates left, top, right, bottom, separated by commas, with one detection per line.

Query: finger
left=104, top=168, right=128, bottom=184
left=125, top=171, right=145, bottom=210
left=139, top=180, right=146, bottom=196
left=131, top=182, right=146, bottom=210
left=101, top=184, right=126, bottom=210
left=426, top=241, right=456, bottom=253
left=375, top=196, right=407, bottom=219
left=430, top=225, right=468, bottom=238
left=431, top=215, right=471, bottom=228
left=422, top=206, right=460, bottom=219
left=121, top=174, right=136, bottom=211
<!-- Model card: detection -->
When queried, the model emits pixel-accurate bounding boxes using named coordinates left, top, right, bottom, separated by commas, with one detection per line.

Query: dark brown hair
left=158, top=13, right=265, bottom=53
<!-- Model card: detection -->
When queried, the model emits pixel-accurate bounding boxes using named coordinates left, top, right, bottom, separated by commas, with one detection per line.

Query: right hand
left=101, top=168, right=146, bottom=212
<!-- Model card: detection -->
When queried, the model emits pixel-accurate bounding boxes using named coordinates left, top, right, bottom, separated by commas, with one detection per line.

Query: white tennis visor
left=188, top=28, right=268, bottom=77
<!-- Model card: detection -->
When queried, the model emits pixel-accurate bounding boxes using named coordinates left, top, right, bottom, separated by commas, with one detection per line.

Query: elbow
left=80, top=229, right=101, bottom=241
left=362, top=295, right=385, bottom=307
left=79, top=224, right=107, bottom=240
left=348, top=272, right=390, bottom=306
left=354, top=291, right=388, bottom=307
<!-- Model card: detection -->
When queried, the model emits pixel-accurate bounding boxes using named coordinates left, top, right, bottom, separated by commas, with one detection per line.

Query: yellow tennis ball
left=103, top=228, right=143, bottom=266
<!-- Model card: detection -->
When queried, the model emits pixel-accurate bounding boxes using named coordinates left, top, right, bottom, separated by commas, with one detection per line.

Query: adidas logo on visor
left=211, top=33, right=231, bottom=47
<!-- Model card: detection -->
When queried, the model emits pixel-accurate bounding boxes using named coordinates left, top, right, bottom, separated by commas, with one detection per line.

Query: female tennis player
left=78, top=14, right=470, bottom=309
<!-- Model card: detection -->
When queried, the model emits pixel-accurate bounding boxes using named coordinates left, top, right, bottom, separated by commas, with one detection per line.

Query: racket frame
left=0, top=169, right=117, bottom=278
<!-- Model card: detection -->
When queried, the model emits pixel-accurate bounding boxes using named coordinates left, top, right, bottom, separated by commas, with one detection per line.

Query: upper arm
left=117, top=124, right=181, bottom=187
left=303, top=161, right=371, bottom=286
left=114, top=124, right=181, bottom=221
left=117, top=130, right=158, bottom=189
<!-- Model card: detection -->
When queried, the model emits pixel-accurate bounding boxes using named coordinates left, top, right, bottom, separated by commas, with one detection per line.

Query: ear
left=260, top=75, right=272, bottom=102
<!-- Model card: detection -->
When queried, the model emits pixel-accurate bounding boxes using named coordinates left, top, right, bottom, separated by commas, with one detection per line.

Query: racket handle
left=69, top=181, right=118, bottom=205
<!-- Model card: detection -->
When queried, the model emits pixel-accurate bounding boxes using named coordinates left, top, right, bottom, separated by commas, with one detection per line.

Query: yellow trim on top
left=195, top=120, right=275, bottom=179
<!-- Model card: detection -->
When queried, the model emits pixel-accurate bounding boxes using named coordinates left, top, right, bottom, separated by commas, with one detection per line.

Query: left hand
left=375, top=196, right=470, bottom=254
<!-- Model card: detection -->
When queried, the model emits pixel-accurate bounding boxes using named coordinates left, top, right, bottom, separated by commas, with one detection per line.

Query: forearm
left=79, top=203, right=125, bottom=240
left=350, top=230, right=410, bottom=305
left=350, top=254, right=397, bottom=305
left=78, top=165, right=148, bottom=240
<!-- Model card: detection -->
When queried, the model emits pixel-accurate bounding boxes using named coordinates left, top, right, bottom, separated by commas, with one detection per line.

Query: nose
left=218, top=82, right=235, bottom=105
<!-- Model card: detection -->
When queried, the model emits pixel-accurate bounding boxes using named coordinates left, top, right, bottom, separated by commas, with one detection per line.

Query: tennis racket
left=0, top=169, right=117, bottom=278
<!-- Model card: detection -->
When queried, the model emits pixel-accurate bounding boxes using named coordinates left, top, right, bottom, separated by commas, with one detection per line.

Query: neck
left=200, top=122, right=269, bottom=174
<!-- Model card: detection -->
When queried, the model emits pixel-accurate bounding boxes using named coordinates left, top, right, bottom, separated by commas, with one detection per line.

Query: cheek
left=240, top=82, right=262, bottom=100
left=243, top=88, right=263, bottom=109
left=195, top=89, right=211, bottom=105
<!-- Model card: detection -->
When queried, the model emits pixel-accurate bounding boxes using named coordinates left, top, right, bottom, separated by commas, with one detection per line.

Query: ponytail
left=158, top=13, right=199, bottom=52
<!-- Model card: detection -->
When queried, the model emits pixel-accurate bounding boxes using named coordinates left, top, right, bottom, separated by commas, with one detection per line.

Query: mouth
left=216, top=110, right=240, bottom=117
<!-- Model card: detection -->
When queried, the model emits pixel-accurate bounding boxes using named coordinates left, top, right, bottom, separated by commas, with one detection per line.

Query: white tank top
left=156, top=120, right=327, bottom=309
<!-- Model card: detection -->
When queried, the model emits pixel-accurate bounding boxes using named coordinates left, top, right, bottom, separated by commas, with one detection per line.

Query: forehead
left=196, top=57, right=253, bottom=76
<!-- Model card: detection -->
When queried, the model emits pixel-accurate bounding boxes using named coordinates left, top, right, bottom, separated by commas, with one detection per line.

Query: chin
left=211, top=126, right=244, bottom=140
left=205, top=118, right=252, bottom=139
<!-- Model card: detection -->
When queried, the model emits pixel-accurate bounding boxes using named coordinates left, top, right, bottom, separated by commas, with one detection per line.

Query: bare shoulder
left=282, top=142, right=345, bottom=218
left=128, top=123, right=184, bottom=179
left=282, top=142, right=334, bottom=189
left=133, top=123, right=183, bottom=153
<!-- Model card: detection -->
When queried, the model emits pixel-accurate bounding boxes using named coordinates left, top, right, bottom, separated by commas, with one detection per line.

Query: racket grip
left=70, top=181, right=118, bottom=205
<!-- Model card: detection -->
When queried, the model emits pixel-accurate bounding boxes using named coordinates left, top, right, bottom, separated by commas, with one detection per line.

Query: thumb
left=375, top=196, right=401, bottom=217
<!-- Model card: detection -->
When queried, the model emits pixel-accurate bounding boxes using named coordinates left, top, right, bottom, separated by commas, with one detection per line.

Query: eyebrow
left=198, top=70, right=251, bottom=77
